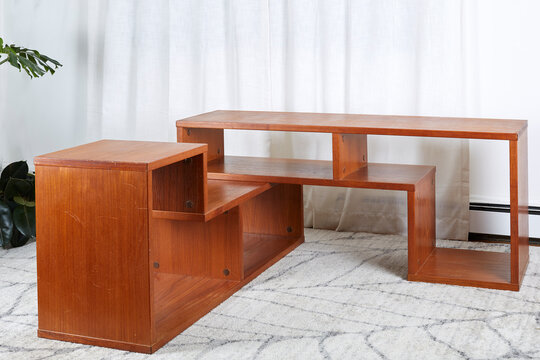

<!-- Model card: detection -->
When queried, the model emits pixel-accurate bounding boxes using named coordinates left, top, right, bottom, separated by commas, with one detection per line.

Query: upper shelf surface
left=35, top=140, right=207, bottom=171
left=177, top=110, right=527, bottom=140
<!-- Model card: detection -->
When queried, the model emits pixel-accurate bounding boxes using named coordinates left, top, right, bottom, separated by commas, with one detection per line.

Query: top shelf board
left=177, top=110, right=527, bottom=140
left=34, top=140, right=207, bottom=171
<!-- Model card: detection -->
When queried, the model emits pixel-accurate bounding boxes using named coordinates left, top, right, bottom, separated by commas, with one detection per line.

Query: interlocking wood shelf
left=177, top=110, right=529, bottom=292
left=35, top=140, right=303, bottom=353
left=35, top=110, right=529, bottom=353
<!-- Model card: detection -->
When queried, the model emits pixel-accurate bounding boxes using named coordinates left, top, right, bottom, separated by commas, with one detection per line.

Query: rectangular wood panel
left=177, top=127, right=224, bottom=162
left=35, top=139, right=206, bottom=171
left=208, top=156, right=433, bottom=191
left=36, top=165, right=151, bottom=345
left=509, top=131, right=529, bottom=285
left=332, top=133, right=368, bottom=179
left=150, top=208, right=243, bottom=281
left=407, top=168, right=436, bottom=274
left=177, top=110, right=527, bottom=140
left=152, top=154, right=206, bottom=213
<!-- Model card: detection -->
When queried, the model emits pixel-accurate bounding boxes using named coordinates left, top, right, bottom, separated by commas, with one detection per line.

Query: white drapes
left=1, top=0, right=477, bottom=239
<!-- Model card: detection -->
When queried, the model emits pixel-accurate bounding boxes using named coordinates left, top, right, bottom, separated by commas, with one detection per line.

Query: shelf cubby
left=409, top=248, right=515, bottom=290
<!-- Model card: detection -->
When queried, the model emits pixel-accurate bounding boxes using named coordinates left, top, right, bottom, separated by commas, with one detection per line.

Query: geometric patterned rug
left=1, top=229, right=539, bottom=359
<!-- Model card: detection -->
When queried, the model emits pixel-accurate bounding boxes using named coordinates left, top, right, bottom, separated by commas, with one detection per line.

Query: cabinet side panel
left=36, top=166, right=151, bottom=345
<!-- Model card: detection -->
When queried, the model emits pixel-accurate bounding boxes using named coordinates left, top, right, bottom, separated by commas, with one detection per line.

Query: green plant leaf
left=4, top=178, right=33, bottom=201
left=0, top=39, right=62, bottom=78
left=10, top=230, right=28, bottom=248
left=7, top=50, right=20, bottom=70
left=13, top=205, right=35, bottom=238
left=0, top=200, right=14, bottom=247
left=0, top=161, right=28, bottom=190
left=13, top=196, right=35, bottom=207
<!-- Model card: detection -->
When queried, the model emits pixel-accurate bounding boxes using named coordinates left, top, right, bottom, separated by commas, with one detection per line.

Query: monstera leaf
left=13, top=205, right=35, bottom=239
left=0, top=200, right=14, bottom=247
left=4, top=178, right=33, bottom=201
left=0, top=37, right=62, bottom=79
left=0, top=161, right=28, bottom=190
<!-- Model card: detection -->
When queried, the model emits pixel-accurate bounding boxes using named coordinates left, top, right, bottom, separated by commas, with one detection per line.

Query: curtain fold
left=2, top=0, right=473, bottom=239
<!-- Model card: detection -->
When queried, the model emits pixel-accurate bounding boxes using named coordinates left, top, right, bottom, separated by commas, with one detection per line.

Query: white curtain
left=1, top=0, right=475, bottom=239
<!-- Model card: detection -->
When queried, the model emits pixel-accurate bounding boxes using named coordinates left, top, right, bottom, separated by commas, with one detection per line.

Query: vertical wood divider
left=178, top=127, right=224, bottom=163
left=509, top=131, right=529, bottom=285
left=407, top=168, right=436, bottom=275
left=332, top=133, right=368, bottom=179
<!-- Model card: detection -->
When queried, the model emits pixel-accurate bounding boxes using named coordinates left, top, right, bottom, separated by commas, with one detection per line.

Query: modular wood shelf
left=177, top=110, right=530, bottom=292
left=35, top=108, right=530, bottom=354
left=35, top=140, right=304, bottom=353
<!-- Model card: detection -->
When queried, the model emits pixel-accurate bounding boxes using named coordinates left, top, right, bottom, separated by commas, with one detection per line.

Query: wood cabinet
left=35, top=140, right=303, bottom=353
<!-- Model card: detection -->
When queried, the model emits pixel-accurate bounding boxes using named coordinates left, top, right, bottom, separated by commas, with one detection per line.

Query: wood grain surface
left=36, top=165, right=152, bottom=348
left=208, top=156, right=433, bottom=191
left=35, top=139, right=206, bottom=171
left=177, top=110, right=527, bottom=140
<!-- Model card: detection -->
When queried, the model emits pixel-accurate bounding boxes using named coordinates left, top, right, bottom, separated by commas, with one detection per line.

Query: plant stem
left=0, top=57, right=8, bottom=66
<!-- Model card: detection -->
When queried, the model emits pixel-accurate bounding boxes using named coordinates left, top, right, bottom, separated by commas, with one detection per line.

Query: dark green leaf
left=0, top=200, right=14, bottom=247
left=13, top=205, right=35, bottom=238
left=1, top=40, right=62, bottom=77
left=4, top=178, right=32, bottom=200
left=0, top=161, right=28, bottom=189
left=18, top=56, right=41, bottom=77
left=10, top=230, right=28, bottom=248
left=13, top=196, right=35, bottom=207
left=7, top=51, right=20, bottom=70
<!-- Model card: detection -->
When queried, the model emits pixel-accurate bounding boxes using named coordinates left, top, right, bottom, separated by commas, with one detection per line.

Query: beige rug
left=0, top=229, right=539, bottom=359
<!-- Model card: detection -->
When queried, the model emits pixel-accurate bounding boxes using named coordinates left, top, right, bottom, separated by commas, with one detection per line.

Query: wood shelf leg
left=407, top=168, right=436, bottom=276
left=510, top=132, right=529, bottom=287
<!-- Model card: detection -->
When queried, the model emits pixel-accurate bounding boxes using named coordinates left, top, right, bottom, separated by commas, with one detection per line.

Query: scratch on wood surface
left=64, top=211, right=84, bottom=226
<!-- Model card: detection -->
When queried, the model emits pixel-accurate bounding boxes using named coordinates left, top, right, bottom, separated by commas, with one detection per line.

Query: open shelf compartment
left=208, top=156, right=434, bottom=191
left=409, top=248, right=516, bottom=290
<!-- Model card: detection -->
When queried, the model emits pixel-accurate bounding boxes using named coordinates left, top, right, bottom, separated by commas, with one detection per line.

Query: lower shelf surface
left=409, top=247, right=517, bottom=291
left=152, top=234, right=304, bottom=352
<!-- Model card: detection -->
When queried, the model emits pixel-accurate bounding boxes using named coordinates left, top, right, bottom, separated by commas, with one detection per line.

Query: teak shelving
left=35, top=140, right=303, bottom=353
left=177, top=110, right=529, bottom=292
left=34, top=110, right=529, bottom=354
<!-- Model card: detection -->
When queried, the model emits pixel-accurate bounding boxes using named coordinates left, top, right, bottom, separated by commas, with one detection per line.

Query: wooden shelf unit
left=177, top=110, right=529, bottom=292
left=35, top=140, right=304, bottom=353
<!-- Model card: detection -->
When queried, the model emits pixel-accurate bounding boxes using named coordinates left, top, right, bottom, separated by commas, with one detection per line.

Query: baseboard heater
left=469, top=202, right=540, bottom=245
